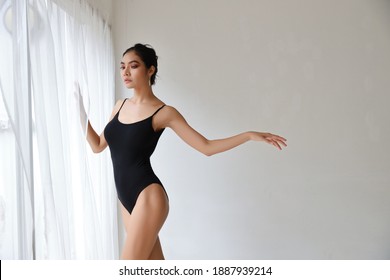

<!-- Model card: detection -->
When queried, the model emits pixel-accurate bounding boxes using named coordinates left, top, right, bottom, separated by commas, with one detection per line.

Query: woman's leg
left=120, top=183, right=169, bottom=260
left=148, top=236, right=165, bottom=260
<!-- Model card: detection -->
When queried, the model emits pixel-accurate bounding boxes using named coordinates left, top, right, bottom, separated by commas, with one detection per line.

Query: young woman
left=84, top=43, right=287, bottom=260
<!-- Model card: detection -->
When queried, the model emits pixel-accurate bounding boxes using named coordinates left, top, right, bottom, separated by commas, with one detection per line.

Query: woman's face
left=120, top=51, right=154, bottom=89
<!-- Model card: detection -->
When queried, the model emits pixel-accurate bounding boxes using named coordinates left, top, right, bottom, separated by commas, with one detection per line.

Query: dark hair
left=122, top=43, right=158, bottom=85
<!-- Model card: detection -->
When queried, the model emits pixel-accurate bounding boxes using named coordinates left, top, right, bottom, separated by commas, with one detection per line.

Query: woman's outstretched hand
left=248, top=131, right=287, bottom=150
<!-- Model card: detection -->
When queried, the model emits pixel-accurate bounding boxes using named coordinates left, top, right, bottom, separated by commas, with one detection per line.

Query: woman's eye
left=131, top=65, right=138, bottom=69
left=120, top=66, right=125, bottom=70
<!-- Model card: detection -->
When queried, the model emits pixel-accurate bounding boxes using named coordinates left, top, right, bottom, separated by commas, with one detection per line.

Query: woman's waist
left=113, top=166, right=161, bottom=187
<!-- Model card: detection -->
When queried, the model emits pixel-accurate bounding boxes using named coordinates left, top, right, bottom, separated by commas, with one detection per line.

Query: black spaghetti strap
left=151, top=104, right=166, bottom=117
left=118, top=98, right=127, bottom=112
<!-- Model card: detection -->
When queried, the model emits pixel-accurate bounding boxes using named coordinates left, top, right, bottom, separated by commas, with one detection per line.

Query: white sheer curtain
left=0, top=0, right=118, bottom=259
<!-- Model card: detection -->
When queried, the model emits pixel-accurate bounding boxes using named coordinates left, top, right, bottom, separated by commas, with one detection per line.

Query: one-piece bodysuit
left=104, top=98, right=168, bottom=214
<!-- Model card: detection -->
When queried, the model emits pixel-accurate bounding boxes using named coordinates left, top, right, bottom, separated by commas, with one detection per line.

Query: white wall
left=112, top=0, right=390, bottom=259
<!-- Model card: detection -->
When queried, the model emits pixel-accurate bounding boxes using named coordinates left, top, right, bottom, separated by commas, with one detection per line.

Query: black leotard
left=104, top=99, right=168, bottom=214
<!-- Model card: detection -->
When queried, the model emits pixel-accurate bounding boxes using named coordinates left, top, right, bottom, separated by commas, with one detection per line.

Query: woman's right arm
left=86, top=121, right=107, bottom=153
left=86, top=100, right=123, bottom=153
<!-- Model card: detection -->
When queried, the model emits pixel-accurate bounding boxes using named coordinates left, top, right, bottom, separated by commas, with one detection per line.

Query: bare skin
left=85, top=50, right=287, bottom=260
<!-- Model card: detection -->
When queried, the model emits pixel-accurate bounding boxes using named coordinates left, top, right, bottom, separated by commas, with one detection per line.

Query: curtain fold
left=0, top=0, right=34, bottom=260
left=0, top=0, right=117, bottom=259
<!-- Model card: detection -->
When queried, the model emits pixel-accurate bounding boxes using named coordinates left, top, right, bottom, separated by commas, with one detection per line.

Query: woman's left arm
left=162, top=106, right=287, bottom=156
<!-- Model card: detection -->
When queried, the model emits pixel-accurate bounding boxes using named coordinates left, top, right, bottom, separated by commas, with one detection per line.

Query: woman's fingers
left=251, top=132, right=287, bottom=150
left=265, top=134, right=287, bottom=150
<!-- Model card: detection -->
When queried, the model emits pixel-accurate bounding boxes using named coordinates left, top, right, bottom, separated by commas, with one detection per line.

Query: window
left=0, top=0, right=117, bottom=259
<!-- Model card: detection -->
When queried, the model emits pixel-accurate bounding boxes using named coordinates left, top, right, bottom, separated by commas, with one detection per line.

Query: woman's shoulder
left=115, top=98, right=126, bottom=106
left=158, top=105, right=187, bottom=126
left=107, top=99, right=126, bottom=118
left=160, top=104, right=181, bottom=116
left=114, top=99, right=126, bottom=110
left=156, top=104, right=184, bottom=128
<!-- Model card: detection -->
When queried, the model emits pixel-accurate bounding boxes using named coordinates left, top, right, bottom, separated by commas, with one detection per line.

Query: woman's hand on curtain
left=73, top=81, right=88, bottom=136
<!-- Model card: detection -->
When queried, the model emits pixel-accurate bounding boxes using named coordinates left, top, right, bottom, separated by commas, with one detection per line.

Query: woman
left=84, top=43, right=287, bottom=260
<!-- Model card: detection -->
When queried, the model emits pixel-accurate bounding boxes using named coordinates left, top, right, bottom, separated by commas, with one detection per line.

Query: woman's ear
left=148, top=66, right=156, bottom=77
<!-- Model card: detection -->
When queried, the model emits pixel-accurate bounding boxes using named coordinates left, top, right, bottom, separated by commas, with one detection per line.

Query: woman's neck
left=131, top=87, right=155, bottom=104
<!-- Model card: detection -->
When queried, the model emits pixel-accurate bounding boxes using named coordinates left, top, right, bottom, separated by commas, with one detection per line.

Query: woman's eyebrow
left=120, top=60, right=139, bottom=64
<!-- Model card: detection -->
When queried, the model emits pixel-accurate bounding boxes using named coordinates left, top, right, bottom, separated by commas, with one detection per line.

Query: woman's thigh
left=120, top=183, right=169, bottom=260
